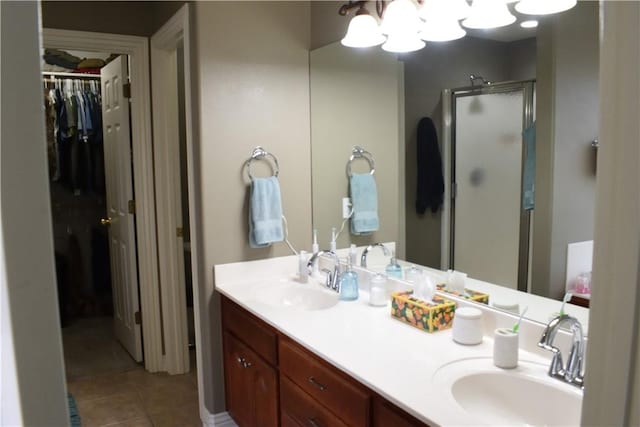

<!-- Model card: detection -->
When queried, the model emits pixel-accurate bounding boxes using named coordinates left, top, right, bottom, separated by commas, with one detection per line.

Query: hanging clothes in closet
left=44, top=75, right=105, bottom=195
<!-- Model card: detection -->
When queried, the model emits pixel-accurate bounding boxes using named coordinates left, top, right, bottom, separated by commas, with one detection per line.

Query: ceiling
left=465, top=3, right=539, bottom=43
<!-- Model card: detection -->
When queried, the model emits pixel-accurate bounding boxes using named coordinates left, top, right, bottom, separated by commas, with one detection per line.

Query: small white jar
left=369, top=273, right=388, bottom=307
left=452, top=307, right=483, bottom=345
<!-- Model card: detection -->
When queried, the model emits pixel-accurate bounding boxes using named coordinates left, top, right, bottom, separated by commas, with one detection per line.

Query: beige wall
left=310, top=42, right=403, bottom=253
left=191, top=1, right=312, bottom=412
left=310, top=1, right=348, bottom=50
left=532, top=2, right=598, bottom=299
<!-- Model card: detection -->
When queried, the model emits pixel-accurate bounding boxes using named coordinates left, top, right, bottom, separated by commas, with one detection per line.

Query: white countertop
left=214, top=254, right=564, bottom=426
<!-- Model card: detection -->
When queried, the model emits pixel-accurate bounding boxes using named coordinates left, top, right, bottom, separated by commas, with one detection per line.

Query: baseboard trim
left=201, top=406, right=236, bottom=427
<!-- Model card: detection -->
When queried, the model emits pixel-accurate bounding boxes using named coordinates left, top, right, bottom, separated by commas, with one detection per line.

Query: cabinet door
left=224, top=331, right=279, bottom=427
left=246, top=345, right=279, bottom=427
left=223, top=331, right=252, bottom=427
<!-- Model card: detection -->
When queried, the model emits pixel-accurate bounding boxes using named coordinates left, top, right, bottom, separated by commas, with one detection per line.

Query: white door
left=452, top=89, right=525, bottom=290
left=101, top=56, right=143, bottom=362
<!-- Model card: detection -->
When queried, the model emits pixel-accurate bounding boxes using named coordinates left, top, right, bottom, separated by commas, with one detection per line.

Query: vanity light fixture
left=338, top=0, right=573, bottom=54
left=341, top=3, right=386, bottom=48
left=462, top=0, right=516, bottom=30
left=418, top=0, right=467, bottom=42
left=515, top=0, right=577, bottom=16
left=379, top=0, right=425, bottom=52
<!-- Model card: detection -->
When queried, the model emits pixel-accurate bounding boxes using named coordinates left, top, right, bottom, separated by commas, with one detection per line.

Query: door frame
left=150, top=4, right=197, bottom=376
left=440, top=80, right=535, bottom=292
left=42, top=29, right=165, bottom=372
left=150, top=6, right=208, bottom=422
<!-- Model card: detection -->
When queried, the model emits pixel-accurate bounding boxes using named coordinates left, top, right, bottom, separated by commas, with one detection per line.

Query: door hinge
left=134, top=311, right=142, bottom=325
left=451, top=182, right=458, bottom=199
left=176, top=227, right=184, bottom=238
left=123, top=82, right=131, bottom=99
left=128, top=199, right=136, bottom=215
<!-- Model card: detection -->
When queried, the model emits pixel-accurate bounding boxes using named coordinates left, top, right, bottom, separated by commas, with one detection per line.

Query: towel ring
left=244, top=146, right=280, bottom=180
left=346, top=146, right=375, bottom=177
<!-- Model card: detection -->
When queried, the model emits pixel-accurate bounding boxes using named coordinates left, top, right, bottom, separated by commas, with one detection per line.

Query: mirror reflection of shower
left=469, top=74, right=492, bottom=87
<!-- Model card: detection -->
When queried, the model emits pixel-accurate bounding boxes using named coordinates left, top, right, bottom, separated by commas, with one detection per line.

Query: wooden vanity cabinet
left=279, top=337, right=370, bottom=427
left=221, top=298, right=279, bottom=427
left=220, top=295, right=429, bottom=427
left=372, top=397, right=426, bottom=427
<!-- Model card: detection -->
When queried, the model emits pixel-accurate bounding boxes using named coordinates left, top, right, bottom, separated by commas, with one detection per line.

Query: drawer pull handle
left=308, top=376, right=327, bottom=391
left=307, top=417, right=322, bottom=427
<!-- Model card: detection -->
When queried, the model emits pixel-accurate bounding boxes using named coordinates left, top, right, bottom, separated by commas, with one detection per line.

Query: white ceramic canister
left=493, top=327, right=519, bottom=369
left=452, top=307, right=483, bottom=345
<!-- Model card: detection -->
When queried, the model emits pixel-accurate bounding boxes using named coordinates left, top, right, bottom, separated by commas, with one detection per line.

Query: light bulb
left=380, top=0, right=421, bottom=36
left=382, top=34, right=426, bottom=53
left=341, top=11, right=386, bottom=48
left=419, top=0, right=471, bottom=21
left=462, top=0, right=516, bottom=29
left=515, top=0, right=577, bottom=15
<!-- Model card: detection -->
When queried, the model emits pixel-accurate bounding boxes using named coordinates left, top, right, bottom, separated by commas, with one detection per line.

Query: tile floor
left=63, top=317, right=200, bottom=427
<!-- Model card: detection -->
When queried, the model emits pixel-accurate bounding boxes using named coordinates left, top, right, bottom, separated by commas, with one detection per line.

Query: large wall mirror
left=310, top=2, right=598, bottom=331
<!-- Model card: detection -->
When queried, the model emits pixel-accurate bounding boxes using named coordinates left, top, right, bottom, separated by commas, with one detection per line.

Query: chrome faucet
left=307, top=250, right=341, bottom=292
left=360, top=243, right=391, bottom=268
left=538, top=314, right=585, bottom=389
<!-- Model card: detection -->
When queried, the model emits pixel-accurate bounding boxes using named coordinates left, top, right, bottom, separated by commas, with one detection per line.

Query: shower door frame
left=441, top=79, right=536, bottom=292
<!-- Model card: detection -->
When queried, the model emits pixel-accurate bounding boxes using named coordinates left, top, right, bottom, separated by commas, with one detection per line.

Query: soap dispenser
left=385, top=252, right=403, bottom=279
left=339, top=258, right=359, bottom=301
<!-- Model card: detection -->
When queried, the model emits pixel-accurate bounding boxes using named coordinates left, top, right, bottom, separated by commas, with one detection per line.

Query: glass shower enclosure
left=442, top=80, right=536, bottom=292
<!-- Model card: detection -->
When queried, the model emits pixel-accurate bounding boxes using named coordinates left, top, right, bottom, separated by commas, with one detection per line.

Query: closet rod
left=42, top=71, right=100, bottom=79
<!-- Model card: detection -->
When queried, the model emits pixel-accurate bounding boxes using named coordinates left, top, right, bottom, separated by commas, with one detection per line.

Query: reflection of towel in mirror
left=350, top=173, right=379, bottom=235
left=522, top=122, right=536, bottom=210
left=415, top=117, right=444, bottom=214
left=249, top=176, right=284, bottom=248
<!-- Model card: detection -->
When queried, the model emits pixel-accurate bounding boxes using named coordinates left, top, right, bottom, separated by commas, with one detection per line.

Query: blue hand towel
left=249, top=176, right=284, bottom=248
left=350, top=173, right=379, bottom=235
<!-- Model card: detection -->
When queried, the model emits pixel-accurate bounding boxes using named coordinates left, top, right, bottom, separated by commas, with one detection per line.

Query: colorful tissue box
left=390, top=291, right=456, bottom=333
left=436, top=284, right=490, bottom=305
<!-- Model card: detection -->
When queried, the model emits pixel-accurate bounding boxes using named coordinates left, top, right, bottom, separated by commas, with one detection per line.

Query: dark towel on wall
left=415, top=117, right=444, bottom=214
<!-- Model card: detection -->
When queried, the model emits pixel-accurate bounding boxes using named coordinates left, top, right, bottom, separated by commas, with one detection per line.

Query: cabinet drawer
left=372, top=397, right=429, bottom=427
left=281, top=375, right=349, bottom=427
left=280, top=339, right=369, bottom=426
left=221, top=296, right=278, bottom=365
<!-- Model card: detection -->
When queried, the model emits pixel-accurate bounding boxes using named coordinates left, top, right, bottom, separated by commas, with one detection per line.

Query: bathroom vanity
left=222, top=296, right=425, bottom=427
left=215, top=254, right=584, bottom=427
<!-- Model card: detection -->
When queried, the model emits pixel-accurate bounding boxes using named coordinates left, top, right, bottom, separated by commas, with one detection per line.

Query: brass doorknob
left=100, top=217, right=113, bottom=226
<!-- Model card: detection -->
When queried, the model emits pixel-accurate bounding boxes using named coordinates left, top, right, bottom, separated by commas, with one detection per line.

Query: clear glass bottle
left=339, top=258, right=359, bottom=301
left=385, top=254, right=403, bottom=279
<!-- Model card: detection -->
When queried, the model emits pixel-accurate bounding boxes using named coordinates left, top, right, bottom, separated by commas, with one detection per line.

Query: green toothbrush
left=512, top=306, right=529, bottom=333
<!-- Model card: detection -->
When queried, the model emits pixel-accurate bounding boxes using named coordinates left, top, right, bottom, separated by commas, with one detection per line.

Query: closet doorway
left=43, top=12, right=199, bottom=381
left=43, top=48, right=143, bottom=378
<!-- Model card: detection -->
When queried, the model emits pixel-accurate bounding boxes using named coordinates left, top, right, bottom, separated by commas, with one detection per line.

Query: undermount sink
left=251, top=278, right=339, bottom=311
left=432, top=357, right=583, bottom=426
